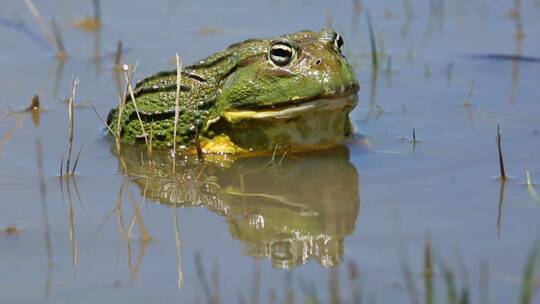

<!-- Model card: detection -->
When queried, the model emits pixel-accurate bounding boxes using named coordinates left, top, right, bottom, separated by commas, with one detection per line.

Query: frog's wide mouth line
left=221, top=94, right=358, bottom=122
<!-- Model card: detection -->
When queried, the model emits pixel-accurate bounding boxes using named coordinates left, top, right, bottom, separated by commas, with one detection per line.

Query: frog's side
left=106, top=28, right=359, bottom=153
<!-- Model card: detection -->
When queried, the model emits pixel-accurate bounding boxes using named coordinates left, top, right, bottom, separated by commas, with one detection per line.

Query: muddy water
left=1, top=0, right=540, bottom=303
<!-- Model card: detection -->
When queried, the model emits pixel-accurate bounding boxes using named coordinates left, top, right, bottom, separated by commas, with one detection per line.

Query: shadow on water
left=113, top=144, right=361, bottom=269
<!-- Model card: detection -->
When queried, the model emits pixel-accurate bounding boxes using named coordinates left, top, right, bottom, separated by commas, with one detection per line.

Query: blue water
left=1, top=0, right=540, bottom=303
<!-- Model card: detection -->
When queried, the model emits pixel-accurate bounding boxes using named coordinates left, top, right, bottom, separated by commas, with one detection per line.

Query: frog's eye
left=269, top=42, right=295, bottom=67
left=334, top=32, right=344, bottom=54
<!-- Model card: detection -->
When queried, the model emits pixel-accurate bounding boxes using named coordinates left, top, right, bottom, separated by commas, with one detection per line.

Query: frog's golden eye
left=334, top=32, right=344, bottom=54
left=269, top=42, right=295, bottom=67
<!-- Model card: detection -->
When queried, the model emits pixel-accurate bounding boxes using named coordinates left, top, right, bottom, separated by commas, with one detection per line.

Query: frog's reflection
left=114, top=145, right=360, bottom=269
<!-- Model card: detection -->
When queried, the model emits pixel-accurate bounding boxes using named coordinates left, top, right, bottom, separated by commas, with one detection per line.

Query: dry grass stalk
left=71, top=145, right=83, bottom=175
left=173, top=206, right=184, bottom=289
left=122, top=64, right=152, bottom=158
left=90, top=105, right=128, bottom=173
left=173, top=53, right=183, bottom=174
left=113, top=63, right=137, bottom=173
left=91, top=105, right=115, bottom=135
left=23, top=0, right=56, bottom=51
left=117, top=64, right=135, bottom=139
left=64, top=177, right=78, bottom=274
left=148, top=125, right=154, bottom=160
left=497, top=179, right=506, bottom=239
left=59, top=155, right=64, bottom=177
left=127, top=192, right=151, bottom=242
left=63, top=77, right=80, bottom=176
left=497, top=124, right=507, bottom=180
left=116, top=177, right=128, bottom=240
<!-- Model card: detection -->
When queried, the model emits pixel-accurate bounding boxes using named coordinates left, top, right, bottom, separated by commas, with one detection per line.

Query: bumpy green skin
left=107, top=29, right=359, bottom=150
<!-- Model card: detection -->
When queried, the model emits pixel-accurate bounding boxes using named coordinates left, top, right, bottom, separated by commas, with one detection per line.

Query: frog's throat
left=203, top=94, right=358, bottom=153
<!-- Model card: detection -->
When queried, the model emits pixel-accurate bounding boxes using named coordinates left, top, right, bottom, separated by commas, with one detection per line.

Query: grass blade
left=366, top=10, right=378, bottom=69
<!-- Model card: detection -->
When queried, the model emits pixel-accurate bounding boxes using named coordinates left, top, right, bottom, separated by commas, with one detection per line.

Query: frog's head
left=203, top=29, right=360, bottom=153
left=216, top=28, right=359, bottom=110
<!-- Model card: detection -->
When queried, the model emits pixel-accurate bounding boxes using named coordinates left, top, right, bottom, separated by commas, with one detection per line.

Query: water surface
left=1, top=0, right=540, bottom=303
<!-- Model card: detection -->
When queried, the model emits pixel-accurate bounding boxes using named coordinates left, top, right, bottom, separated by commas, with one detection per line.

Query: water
left=1, top=0, right=540, bottom=303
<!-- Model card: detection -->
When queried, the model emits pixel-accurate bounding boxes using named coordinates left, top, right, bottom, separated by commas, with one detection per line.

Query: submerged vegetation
left=190, top=232, right=540, bottom=304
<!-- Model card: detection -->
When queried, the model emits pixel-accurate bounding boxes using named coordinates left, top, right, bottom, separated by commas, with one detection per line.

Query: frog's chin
left=203, top=94, right=358, bottom=154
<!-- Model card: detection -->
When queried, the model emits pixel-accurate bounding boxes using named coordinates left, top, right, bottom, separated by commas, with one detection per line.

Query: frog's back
left=106, top=39, right=269, bottom=148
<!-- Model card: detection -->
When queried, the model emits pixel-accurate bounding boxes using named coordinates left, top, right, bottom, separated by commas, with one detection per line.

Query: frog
left=106, top=28, right=359, bottom=154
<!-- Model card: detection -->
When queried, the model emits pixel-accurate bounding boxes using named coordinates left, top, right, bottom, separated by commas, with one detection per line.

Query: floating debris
left=196, top=27, right=225, bottom=36
left=25, top=94, right=40, bottom=111
left=4, top=224, right=18, bottom=235
left=73, top=0, right=101, bottom=32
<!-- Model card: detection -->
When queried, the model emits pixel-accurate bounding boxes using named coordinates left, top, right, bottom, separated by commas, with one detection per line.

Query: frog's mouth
left=202, top=93, right=358, bottom=153
left=221, top=94, right=358, bottom=122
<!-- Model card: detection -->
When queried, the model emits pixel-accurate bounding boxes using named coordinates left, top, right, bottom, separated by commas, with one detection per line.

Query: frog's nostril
left=315, top=59, right=322, bottom=65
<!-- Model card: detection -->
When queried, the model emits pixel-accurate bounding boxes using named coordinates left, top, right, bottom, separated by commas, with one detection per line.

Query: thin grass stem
left=122, top=63, right=151, bottom=158
left=497, top=124, right=507, bottom=180
left=65, top=77, right=79, bottom=176
left=71, top=145, right=83, bottom=175
left=23, top=0, right=56, bottom=51
left=366, top=10, right=378, bottom=69
left=173, top=53, right=183, bottom=174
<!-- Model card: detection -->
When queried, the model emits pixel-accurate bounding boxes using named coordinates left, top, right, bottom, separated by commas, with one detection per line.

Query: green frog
left=106, top=28, right=359, bottom=154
